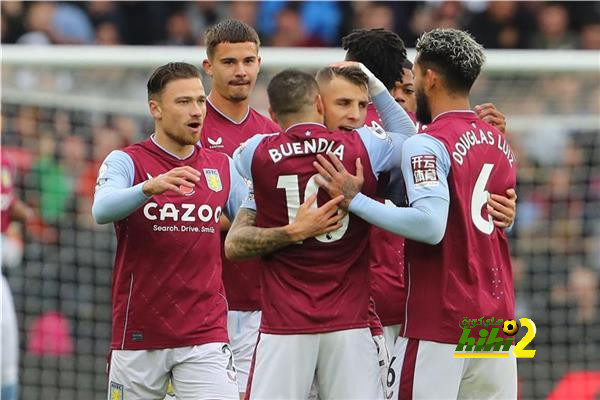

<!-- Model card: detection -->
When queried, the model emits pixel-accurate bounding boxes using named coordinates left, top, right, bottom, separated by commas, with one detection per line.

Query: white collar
left=150, top=134, right=195, bottom=160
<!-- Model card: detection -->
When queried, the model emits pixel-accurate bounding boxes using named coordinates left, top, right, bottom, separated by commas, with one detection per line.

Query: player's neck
left=208, top=91, right=250, bottom=123
left=430, top=94, right=471, bottom=121
left=153, top=130, right=195, bottom=159
left=278, top=112, right=324, bottom=131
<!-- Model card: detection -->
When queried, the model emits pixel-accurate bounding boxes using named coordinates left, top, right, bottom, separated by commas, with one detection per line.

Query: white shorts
left=108, top=343, right=238, bottom=400
left=388, top=337, right=517, bottom=399
left=383, top=324, right=402, bottom=353
left=247, top=328, right=383, bottom=400
left=308, top=333, right=390, bottom=400
left=1, top=275, right=19, bottom=386
left=227, top=310, right=260, bottom=393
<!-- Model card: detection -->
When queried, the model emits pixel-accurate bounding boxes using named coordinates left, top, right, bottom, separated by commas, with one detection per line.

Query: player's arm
left=224, top=156, right=250, bottom=222
left=473, top=103, right=517, bottom=228
left=489, top=188, right=517, bottom=229
left=337, top=61, right=416, bottom=167
left=358, top=62, right=416, bottom=142
left=315, top=134, right=452, bottom=244
left=224, top=194, right=345, bottom=261
left=91, top=150, right=200, bottom=224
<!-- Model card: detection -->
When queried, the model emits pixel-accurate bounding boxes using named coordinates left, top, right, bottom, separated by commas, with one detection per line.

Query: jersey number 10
left=277, top=174, right=350, bottom=243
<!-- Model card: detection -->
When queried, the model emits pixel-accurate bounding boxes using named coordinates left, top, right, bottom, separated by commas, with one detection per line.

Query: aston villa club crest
left=110, top=381, right=123, bottom=400
left=203, top=168, right=222, bottom=192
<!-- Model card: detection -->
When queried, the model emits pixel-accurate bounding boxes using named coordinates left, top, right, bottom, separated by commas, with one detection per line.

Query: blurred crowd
left=2, top=0, right=600, bottom=49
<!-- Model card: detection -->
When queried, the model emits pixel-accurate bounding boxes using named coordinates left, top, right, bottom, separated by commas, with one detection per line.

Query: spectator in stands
left=268, top=4, right=326, bottom=47
left=162, top=12, right=196, bottom=46
left=354, top=2, right=395, bottom=31
left=467, top=1, right=530, bottom=48
left=1, top=1, right=26, bottom=44
left=17, top=2, right=54, bottom=45
left=230, top=1, right=259, bottom=28
left=52, top=2, right=95, bottom=44
left=580, top=22, right=600, bottom=49
left=530, top=3, right=578, bottom=49
left=29, top=133, right=71, bottom=223
left=259, top=1, right=341, bottom=46
left=95, top=22, right=121, bottom=45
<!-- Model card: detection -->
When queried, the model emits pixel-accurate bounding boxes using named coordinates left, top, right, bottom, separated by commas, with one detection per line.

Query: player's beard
left=165, top=128, right=199, bottom=147
left=415, top=87, right=432, bottom=124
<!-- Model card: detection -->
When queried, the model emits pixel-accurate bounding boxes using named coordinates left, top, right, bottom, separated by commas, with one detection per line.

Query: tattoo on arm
left=225, top=208, right=295, bottom=260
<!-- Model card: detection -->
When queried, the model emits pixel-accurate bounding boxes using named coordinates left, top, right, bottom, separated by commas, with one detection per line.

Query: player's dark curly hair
left=342, top=28, right=407, bottom=90
left=415, top=29, right=485, bottom=93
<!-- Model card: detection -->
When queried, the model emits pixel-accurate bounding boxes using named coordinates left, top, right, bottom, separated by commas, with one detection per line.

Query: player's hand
left=487, top=188, right=517, bottom=229
left=474, top=103, right=506, bottom=133
left=288, top=194, right=346, bottom=242
left=313, top=153, right=364, bottom=210
left=331, top=60, right=361, bottom=69
left=331, top=61, right=385, bottom=97
left=142, top=166, right=201, bottom=196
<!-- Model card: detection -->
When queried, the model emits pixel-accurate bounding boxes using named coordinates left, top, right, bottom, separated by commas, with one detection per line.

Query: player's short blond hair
left=316, top=66, right=369, bottom=91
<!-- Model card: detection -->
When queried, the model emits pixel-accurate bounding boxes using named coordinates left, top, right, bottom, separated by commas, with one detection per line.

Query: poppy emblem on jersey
left=203, top=169, right=222, bottom=192
left=110, top=381, right=123, bottom=400
left=180, top=184, right=195, bottom=196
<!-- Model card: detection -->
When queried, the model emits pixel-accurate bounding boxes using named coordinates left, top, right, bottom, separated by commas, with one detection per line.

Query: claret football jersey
left=234, top=122, right=397, bottom=334
left=402, top=111, right=517, bottom=344
left=201, top=99, right=280, bottom=311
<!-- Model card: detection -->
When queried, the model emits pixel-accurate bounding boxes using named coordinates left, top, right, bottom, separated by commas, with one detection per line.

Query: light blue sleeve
left=232, top=134, right=267, bottom=211
left=232, top=134, right=268, bottom=181
left=240, top=185, right=257, bottom=211
left=347, top=134, right=452, bottom=244
left=355, top=126, right=394, bottom=177
left=91, top=150, right=151, bottom=224
left=371, top=90, right=416, bottom=145
left=358, top=96, right=416, bottom=175
left=225, top=156, right=250, bottom=219
left=402, top=134, right=451, bottom=205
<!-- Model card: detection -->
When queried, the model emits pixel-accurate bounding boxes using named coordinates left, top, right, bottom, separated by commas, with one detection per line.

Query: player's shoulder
left=198, top=144, right=231, bottom=164
left=354, top=124, right=391, bottom=144
left=122, top=137, right=152, bottom=152
left=236, top=132, right=280, bottom=158
left=404, top=132, right=445, bottom=149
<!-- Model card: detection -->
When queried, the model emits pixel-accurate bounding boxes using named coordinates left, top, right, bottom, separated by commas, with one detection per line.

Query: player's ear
left=315, top=94, right=324, bottom=116
left=268, top=106, right=278, bottom=125
left=149, top=99, right=162, bottom=120
left=202, top=59, right=212, bottom=77
left=425, top=68, right=437, bottom=92
left=257, top=56, right=262, bottom=68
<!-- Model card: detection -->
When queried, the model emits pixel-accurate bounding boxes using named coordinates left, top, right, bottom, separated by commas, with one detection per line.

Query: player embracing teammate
left=94, top=19, right=519, bottom=400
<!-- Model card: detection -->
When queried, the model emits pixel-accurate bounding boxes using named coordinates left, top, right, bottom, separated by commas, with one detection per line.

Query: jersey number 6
left=471, top=163, right=495, bottom=235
